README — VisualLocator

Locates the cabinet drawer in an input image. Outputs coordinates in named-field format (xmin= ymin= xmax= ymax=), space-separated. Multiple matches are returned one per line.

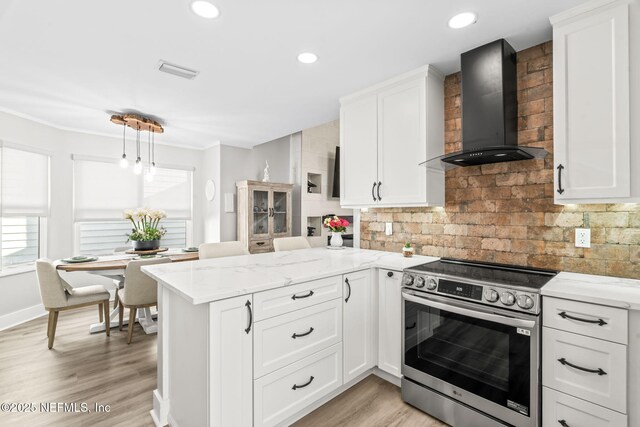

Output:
xmin=543 ymin=387 xmax=627 ymax=427
xmin=253 ymin=275 xmax=342 ymax=321
xmin=254 ymin=299 xmax=342 ymax=378
xmin=250 ymin=239 xmax=272 ymax=254
xmin=254 ymin=343 xmax=343 ymax=427
xmin=542 ymin=327 xmax=627 ymax=413
xmin=543 ymin=297 xmax=628 ymax=344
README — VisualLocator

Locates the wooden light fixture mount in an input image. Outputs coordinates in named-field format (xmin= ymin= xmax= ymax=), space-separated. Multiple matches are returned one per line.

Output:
xmin=110 ymin=113 xmax=164 ymax=134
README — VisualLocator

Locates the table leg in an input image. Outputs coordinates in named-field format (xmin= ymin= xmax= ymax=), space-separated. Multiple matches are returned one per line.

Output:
xmin=89 ymin=305 xmax=158 ymax=334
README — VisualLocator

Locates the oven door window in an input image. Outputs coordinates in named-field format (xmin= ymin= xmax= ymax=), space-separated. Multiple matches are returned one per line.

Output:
xmin=404 ymin=298 xmax=531 ymax=415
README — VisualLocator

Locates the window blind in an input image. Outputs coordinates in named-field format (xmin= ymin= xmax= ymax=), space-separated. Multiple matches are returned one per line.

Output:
xmin=1 ymin=144 xmax=50 ymax=217
xmin=143 ymin=167 xmax=192 ymax=220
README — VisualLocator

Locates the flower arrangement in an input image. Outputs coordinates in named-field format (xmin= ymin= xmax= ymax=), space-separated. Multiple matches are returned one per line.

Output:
xmin=323 ymin=215 xmax=350 ymax=233
xmin=124 ymin=208 xmax=167 ymax=242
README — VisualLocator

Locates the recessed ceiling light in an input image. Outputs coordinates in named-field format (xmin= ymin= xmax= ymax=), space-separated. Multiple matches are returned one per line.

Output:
xmin=297 ymin=52 xmax=318 ymax=64
xmin=448 ymin=12 xmax=477 ymax=29
xmin=191 ymin=1 xmax=220 ymax=19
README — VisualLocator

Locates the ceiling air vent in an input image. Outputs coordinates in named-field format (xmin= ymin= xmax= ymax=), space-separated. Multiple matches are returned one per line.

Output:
xmin=157 ymin=60 xmax=199 ymax=80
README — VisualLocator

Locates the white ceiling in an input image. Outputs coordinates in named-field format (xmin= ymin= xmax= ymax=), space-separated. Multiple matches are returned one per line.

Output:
xmin=0 ymin=0 xmax=588 ymax=149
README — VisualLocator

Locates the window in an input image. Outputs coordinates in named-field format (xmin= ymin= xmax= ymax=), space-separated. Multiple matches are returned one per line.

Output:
xmin=77 ymin=220 xmax=187 ymax=256
xmin=0 ymin=142 xmax=50 ymax=272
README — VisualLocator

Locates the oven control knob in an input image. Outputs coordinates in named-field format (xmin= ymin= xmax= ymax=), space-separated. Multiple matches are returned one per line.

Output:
xmin=517 ymin=294 xmax=534 ymax=310
xmin=415 ymin=277 xmax=425 ymax=288
xmin=500 ymin=291 xmax=516 ymax=306
xmin=484 ymin=289 xmax=499 ymax=303
xmin=426 ymin=278 xmax=438 ymax=290
xmin=402 ymin=274 xmax=414 ymax=286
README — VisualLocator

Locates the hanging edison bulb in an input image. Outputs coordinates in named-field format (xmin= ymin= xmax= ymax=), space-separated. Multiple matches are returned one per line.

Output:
xmin=120 ymin=123 xmax=129 ymax=168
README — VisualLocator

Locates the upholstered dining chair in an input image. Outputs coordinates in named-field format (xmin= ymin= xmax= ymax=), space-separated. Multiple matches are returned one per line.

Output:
xmin=118 ymin=257 xmax=171 ymax=344
xmin=36 ymin=259 xmax=111 ymax=349
xmin=273 ymin=236 xmax=311 ymax=251
xmin=198 ymin=241 xmax=249 ymax=259
xmin=110 ymin=246 xmax=131 ymax=309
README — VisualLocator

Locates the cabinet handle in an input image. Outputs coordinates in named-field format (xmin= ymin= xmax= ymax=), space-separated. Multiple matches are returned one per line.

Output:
xmin=387 ymin=271 xmax=394 ymax=277
xmin=291 ymin=327 xmax=314 ymax=339
xmin=345 ymin=278 xmax=352 ymax=303
xmin=557 ymin=357 xmax=607 ymax=376
xmin=405 ymin=322 xmax=417 ymax=330
xmin=292 ymin=376 xmax=314 ymax=390
xmin=371 ymin=182 xmax=377 ymax=202
xmin=291 ymin=290 xmax=314 ymax=300
xmin=377 ymin=181 xmax=382 ymax=201
xmin=558 ymin=311 xmax=607 ymax=326
xmin=558 ymin=420 xmax=570 ymax=427
xmin=256 ymin=241 xmax=266 ymax=246
xmin=556 ymin=164 xmax=565 ymax=194
xmin=244 ymin=300 xmax=253 ymax=334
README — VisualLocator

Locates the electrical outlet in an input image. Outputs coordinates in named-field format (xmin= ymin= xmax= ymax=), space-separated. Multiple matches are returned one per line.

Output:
xmin=575 ymin=228 xmax=591 ymax=248
xmin=385 ymin=222 xmax=393 ymax=236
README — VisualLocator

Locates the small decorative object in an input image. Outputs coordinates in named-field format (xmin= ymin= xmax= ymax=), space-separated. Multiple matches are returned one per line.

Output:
xmin=324 ymin=215 xmax=350 ymax=247
xmin=402 ymin=242 xmax=415 ymax=258
xmin=124 ymin=207 xmax=167 ymax=251
xmin=307 ymin=180 xmax=317 ymax=193
xmin=262 ymin=161 xmax=270 ymax=182
xmin=205 ymin=179 xmax=216 ymax=201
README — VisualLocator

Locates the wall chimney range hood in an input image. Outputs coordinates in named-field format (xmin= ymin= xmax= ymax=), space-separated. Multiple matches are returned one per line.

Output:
xmin=423 ymin=39 xmax=547 ymax=170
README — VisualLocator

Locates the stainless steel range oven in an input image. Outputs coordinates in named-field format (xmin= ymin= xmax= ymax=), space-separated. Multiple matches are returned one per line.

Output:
xmin=401 ymin=259 xmax=557 ymax=427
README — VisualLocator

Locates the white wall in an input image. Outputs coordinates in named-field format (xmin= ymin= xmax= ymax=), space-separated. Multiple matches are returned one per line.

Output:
xmin=0 ymin=111 xmax=204 ymax=328
xmin=202 ymin=144 xmax=221 ymax=243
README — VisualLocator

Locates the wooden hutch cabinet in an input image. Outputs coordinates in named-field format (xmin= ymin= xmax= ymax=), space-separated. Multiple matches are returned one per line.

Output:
xmin=236 ymin=180 xmax=293 ymax=254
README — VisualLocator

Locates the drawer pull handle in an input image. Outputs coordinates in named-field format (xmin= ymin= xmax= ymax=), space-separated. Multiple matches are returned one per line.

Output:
xmin=557 ymin=358 xmax=607 ymax=376
xmin=387 ymin=271 xmax=394 ymax=277
xmin=558 ymin=420 xmax=570 ymax=427
xmin=558 ymin=311 xmax=607 ymax=326
xmin=405 ymin=322 xmax=416 ymax=331
xmin=345 ymin=278 xmax=352 ymax=303
xmin=292 ymin=376 xmax=314 ymax=390
xmin=291 ymin=290 xmax=314 ymax=300
xmin=245 ymin=300 xmax=253 ymax=334
xmin=377 ymin=181 xmax=382 ymax=201
xmin=557 ymin=164 xmax=565 ymax=194
xmin=372 ymin=182 xmax=377 ymax=202
xmin=256 ymin=241 xmax=266 ymax=246
xmin=291 ymin=327 xmax=314 ymax=339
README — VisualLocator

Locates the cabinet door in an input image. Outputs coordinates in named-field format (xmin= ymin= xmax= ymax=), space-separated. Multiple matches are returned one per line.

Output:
xmin=340 ymin=96 xmax=378 ymax=207
xmin=343 ymin=270 xmax=374 ymax=383
xmin=377 ymin=78 xmax=427 ymax=205
xmin=271 ymin=188 xmax=291 ymax=238
xmin=250 ymin=186 xmax=271 ymax=238
xmin=553 ymin=2 xmax=630 ymax=201
xmin=377 ymin=269 xmax=402 ymax=378
xmin=210 ymin=295 xmax=253 ymax=427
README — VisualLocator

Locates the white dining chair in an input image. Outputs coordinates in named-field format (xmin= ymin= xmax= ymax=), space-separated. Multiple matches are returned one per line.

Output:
xmin=273 ymin=236 xmax=311 ymax=251
xmin=198 ymin=241 xmax=249 ymax=259
xmin=118 ymin=257 xmax=171 ymax=344
xmin=110 ymin=246 xmax=131 ymax=309
xmin=36 ymin=259 xmax=111 ymax=349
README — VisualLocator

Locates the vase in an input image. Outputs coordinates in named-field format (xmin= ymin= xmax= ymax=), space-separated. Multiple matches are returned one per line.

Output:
xmin=132 ymin=239 xmax=160 ymax=251
xmin=330 ymin=232 xmax=343 ymax=247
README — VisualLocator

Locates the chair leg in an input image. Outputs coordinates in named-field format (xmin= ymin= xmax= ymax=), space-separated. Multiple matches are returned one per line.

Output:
xmin=118 ymin=301 xmax=124 ymax=331
xmin=114 ymin=289 xmax=119 ymax=310
xmin=99 ymin=303 xmax=104 ymax=323
xmin=127 ymin=307 xmax=137 ymax=345
xmin=47 ymin=310 xmax=53 ymax=338
xmin=48 ymin=311 xmax=59 ymax=349
xmin=103 ymin=300 xmax=110 ymax=337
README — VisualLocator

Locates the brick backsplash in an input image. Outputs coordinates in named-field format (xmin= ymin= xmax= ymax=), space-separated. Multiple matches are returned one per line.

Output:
xmin=360 ymin=41 xmax=640 ymax=279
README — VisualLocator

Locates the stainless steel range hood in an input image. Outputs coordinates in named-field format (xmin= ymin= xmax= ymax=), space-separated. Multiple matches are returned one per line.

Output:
xmin=423 ymin=39 xmax=547 ymax=171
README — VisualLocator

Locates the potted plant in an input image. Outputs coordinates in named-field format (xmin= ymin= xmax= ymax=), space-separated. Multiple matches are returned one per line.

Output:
xmin=124 ymin=208 xmax=167 ymax=251
xmin=323 ymin=215 xmax=350 ymax=247
xmin=402 ymin=242 xmax=414 ymax=257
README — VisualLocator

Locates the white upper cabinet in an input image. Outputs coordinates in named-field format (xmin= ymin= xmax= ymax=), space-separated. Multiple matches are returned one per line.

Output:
xmin=551 ymin=0 xmax=639 ymax=203
xmin=340 ymin=65 xmax=445 ymax=208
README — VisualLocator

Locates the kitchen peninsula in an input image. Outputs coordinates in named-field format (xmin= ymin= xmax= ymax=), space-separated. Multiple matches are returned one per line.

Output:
xmin=142 ymin=248 xmax=435 ymax=427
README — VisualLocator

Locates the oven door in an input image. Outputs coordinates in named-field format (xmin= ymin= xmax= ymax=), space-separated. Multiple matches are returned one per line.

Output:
xmin=402 ymin=289 xmax=540 ymax=427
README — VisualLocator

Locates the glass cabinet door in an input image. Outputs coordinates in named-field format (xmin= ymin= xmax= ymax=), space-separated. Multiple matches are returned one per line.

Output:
xmin=252 ymin=189 xmax=270 ymax=237
xmin=272 ymin=190 xmax=289 ymax=236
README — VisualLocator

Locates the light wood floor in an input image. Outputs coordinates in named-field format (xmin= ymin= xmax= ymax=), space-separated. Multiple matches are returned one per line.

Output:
xmin=0 ymin=307 xmax=448 ymax=427
xmin=294 ymin=375 xmax=449 ymax=427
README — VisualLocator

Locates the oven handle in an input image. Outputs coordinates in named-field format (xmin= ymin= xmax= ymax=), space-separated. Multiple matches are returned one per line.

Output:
xmin=402 ymin=292 xmax=536 ymax=330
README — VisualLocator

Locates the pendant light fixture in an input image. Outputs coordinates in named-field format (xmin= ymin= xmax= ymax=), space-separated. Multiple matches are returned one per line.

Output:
xmin=134 ymin=125 xmax=143 ymax=175
xmin=119 ymin=122 xmax=129 ymax=168
xmin=150 ymin=130 xmax=156 ymax=175
xmin=145 ymin=130 xmax=153 ymax=182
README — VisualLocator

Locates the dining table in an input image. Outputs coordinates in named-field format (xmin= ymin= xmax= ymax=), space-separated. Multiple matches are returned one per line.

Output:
xmin=56 ymin=251 xmax=199 ymax=334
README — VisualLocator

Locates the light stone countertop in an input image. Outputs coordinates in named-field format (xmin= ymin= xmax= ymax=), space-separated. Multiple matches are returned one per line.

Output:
xmin=542 ymin=271 xmax=640 ymax=310
xmin=142 ymin=247 xmax=436 ymax=305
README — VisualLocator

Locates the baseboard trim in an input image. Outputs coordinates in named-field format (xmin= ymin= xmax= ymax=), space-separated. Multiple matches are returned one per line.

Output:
xmin=150 ymin=389 xmax=169 ymax=427
xmin=372 ymin=367 xmax=402 ymax=387
xmin=0 ymin=304 xmax=46 ymax=332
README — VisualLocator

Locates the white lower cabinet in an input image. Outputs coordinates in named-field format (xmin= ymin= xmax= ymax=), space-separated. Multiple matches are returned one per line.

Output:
xmin=343 ymin=269 xmax=376 ymax=383
xmin=543 ymin=387 xmax=627 ymax=427
xmin=254 ymin=343 xmax=343 ymax=427
xmin=210 ymin=295 xmax=254 ymax=427
xmin=377 ymin=269 xmax=402 ymax=378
